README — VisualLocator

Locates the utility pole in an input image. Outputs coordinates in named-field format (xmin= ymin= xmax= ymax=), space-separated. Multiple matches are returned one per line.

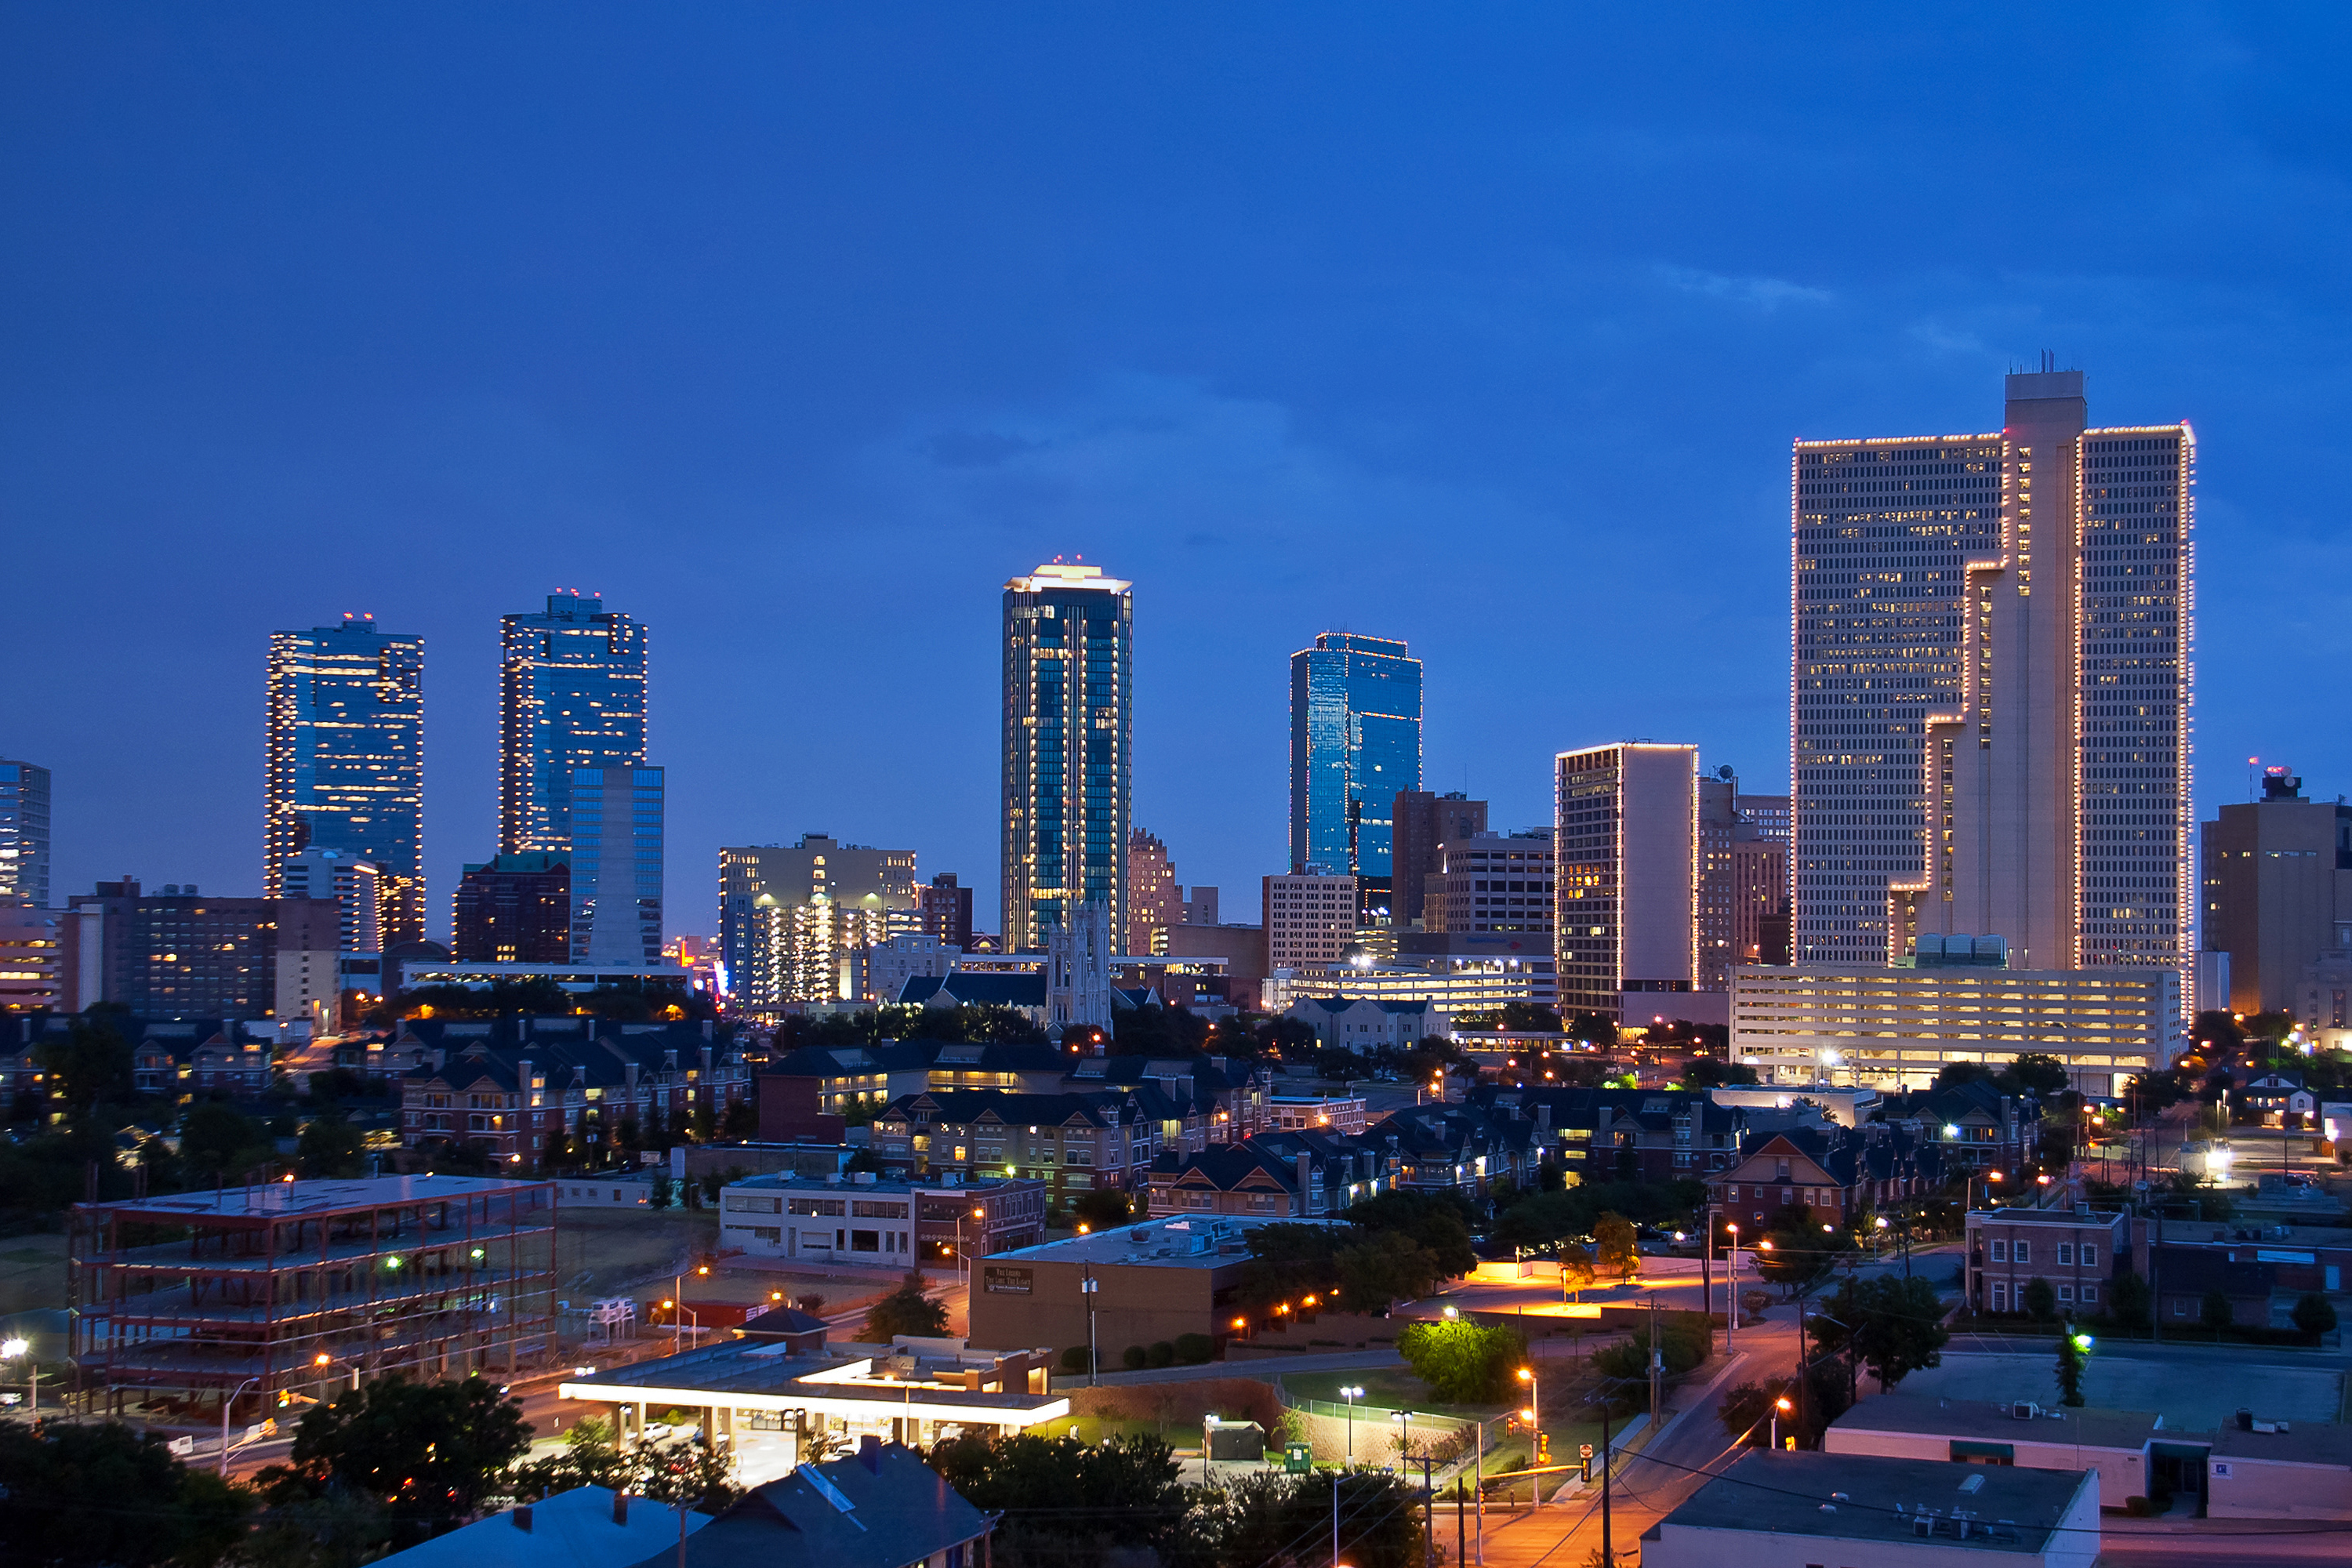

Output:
xmin=1455 ymin=1478 xmax=1466 ymax=1568
xmin=1080 ymin=1268 xmax=1099 ymax=1385
xmin=1599 ymin=1392 xmax=1613 ymax=1567
xmin=1330 ymin=1470 xmax=1340 ymax=1568
xmin=1418 ymin=1456 xmax=1436 ymax=1568
xmin=1647 ymin=1293 xmax=1661 ymax=1429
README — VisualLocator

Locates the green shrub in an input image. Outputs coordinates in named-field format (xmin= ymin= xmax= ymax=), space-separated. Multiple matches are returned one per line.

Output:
xmin=1061 ymin=1346 xmax=1092 ymax=1374
xmin=1122 ymin=1345 xmax=1149 ymax=1370
xmin=2124 ymin=1496 xmax=2151 ymax=1517
xmin=1174 ymin=1333 xmax=1215 ymax=1364
xmin=1147 ymin=1341 xmax=1176 ymax=1368
xmin=2291 ymin=1292 xmax=2338 ymax=1336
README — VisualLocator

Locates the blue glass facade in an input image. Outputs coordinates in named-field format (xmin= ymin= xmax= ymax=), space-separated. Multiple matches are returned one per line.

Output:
xmin=499 ymin=591 xmax=648 ymax=858
xmin=0 ymin=757 xmax=52 ymax=909
xmin=1290 ymin=633 xmax=1422 ymax=915
xmin=570 ymin=766 xmax=665 ymax=964
xmin=265 ymin=618 xmax=426 ymax=945
xmin=1003 ymin=563 xmax=1132 ymax=953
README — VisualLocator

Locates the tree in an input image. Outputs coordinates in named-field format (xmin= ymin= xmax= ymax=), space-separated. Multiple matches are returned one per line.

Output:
xmin=1189 ymin=1468 xmax=1425 ymax=1568
xmin=1593 ymin=1311 xmax=1711 ymax=1382
xmin=2020 ymin=1276 xmax=2057 ymax=1322
xmin=510 ymin=1418 xmax=741 ymax=1513
xmin=1559 ymin=1243 xmax=1595 ymax=1301
xmin=2003 ymin=1053 xmax=2071 ymax=1098
xmin=648 ymin=1173 xmax=674 ymax=1210
xmin=1395 ymin=1318 xmax=1524 ymax=1403
xmin=864 ymin=1270 xmax=948 ymax=1339
xmin=2108 ymin=1267 xmax=2153 ymax=1330
xmin=1498 ymin=1002 xmax=1565 ymax=1033
xmin=2292 ymin=1291 xmax=2339 ymax=1337
xmin=1341 ymin=1189 xmax=1479 ymax=1277
xmin=267 ymin=1374 xmax=531 ymax=1545
xmin=1682 ymin=1055 xmax=1759 ymax=1089
xmin=2054 ymin=1321 xmax=2090 ymax=1407
xmin=1754 ymin=1217 xmax=1850 ymax=1297
xmin=1069 ymin=1186 xmax=1133 ymax=1230
xmin=927 ymin=1432 xmax=1183 ymax=1565
xmin=1933 ymin=1060 xmax=1998 ymax=1092
xmin=2200 ymin=1289 xmax=2236 ymax=1334
xmin=0 ymin=1420 xmax=251 ymax=1567
xmin=1593 ymin=1211 xmax=1639 ymax=1278
xmin=181 ymin=1100 xmax=273 ymax=1184
xmin=38 ymin=1008 xmax=137 ymax=1120
xmin=296 ymin=1112 xmax=367 ymax=1179
xmin=1335 ymin=1229 xmax=1443 ymax=1311
xmin=718 ymin=1099 xmax=757 ymax=1140
xmin=1810 ymin=1275 xmax=1950 ymax=1392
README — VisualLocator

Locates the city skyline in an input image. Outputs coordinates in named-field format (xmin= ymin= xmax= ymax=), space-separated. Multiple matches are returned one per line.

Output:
xmin=5 ymin=9 xmax=2345 ymax=942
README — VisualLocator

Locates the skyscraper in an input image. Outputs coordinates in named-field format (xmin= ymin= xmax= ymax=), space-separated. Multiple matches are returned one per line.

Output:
xmin=1392 ymin=790 xmax=1488 ymax=930
xmin=1002 ymin=561 xmax=1132 ymax=953
xmin=1290 ymin=633 xmax=1423 ymax=919
xmin=1127 ymin=829 xmax=1178 ymax=955
xmin=1555 ymin=742 xmax=1698 ymax=1021
xmin=569 ymin=765 xmax=664 ymax=964
xmin=0 ymin=757 xmax=52 ymax=908
xmin=1799 ymin=367 xmax=2195 ymax=1007
xmin=499 ymin=590 xmax=648 ymax=858
xmin=452 ymin=852 xmax=572 ymax=964
xmin=2198 ymin=768 xmax=2350 ymax=1016
xmin=718 ymin=836 xmax=919 ymax=994
xmin=264 ymin=617 xmax=426 ymax=946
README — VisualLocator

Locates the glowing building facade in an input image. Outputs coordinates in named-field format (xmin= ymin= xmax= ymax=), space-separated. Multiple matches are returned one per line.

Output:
xmin=718 ymin=837 xmax=918 ymax=999
xmin=499 ymin=590 xmax=648 ymax=858
xmin=1797 ymin=367 xmax=2194 ymax=1011
xmin=264 ymin=618 xmax=426 ymax=946
xmin=569 ymin=766 xmax=664 ymax=965
xmin=1554 ymin=742 xmax=1699 ymax=1021
xmin=1290 ymin=633 xmax=1423 ymax=919
xmin=0 ymin=758 xmax=52 ymax=908
xmin=1002 ymin=562 xmax=1131 ymax=953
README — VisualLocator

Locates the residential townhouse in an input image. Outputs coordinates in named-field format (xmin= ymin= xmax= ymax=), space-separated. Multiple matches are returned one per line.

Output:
xmin=1362 ymin=1102 xmax=1540 ymax=1198
xmin=1062 ymin=1052 xmax=1271 ymax=1151
xmin=396 ymin=1018 xmax=753 ymax=1163
xmin=1964 ymin=1205 xmax=2132 ymax=1319
xmin=1470 ymin=1085 xmax=1759 ymax=1187
xmin=757 ymin=1038 xmax=1071 ymax=1121
xmin=1 ymin=1014 xmax=280 ymax=1102
xmin=1874 ymin=1080 xmax=2042 ymax=1171
xmin=1705 ymin=1124 xmax=1944 ymax=1229
xmin=866 ymin=1088 xmax=1161 ymax=1197
xmin=1283 ymin=995 xmax=1451 ymax=1049
xmin=1145 ymin=1127 xmax=1396 ymax=1219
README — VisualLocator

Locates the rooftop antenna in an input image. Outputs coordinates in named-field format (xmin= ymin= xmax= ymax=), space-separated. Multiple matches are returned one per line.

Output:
xmin=2249 ymin=756 xmax=2259 ymax=802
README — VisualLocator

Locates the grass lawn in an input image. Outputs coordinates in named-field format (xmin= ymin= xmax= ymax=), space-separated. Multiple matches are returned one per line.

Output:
xmin=1282 ymin=1363 xmax=1623 ymax=1490
xmin=0 ymin=1236 xmax=66 ymax=1316
xmin=1029 ymin=1414 xmax=1174 ymax=1446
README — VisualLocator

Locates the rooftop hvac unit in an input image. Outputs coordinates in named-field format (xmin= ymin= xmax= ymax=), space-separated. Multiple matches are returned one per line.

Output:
xmin=2010 ymin=1402 xmax=2039 ymax=1420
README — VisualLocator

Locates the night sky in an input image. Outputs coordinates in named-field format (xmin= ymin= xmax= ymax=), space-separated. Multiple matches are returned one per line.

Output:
xmin=5 ymin=5 xmax=2347 ymax=939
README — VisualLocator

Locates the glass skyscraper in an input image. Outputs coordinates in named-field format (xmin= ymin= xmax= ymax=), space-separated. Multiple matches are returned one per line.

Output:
xmin=1290 ymin=633 xmax=1422 ymax=917
xmin=499 ymin=590 xmax=648 ymax=858
xmin=264 ymin=618 xmax=426 ymax=946
xmin=570 ymin=765 xmax=665 ymax=964
xmin=0 ymin=757 xmax=52 ymax=908
xmin=1003 ymin=561 xmax=1132 ymax=953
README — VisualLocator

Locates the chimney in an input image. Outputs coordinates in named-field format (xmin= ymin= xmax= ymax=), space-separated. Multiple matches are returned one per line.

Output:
xmin=612 ymin=1491 xmax=630 ymax=1525
xmin=858 ymin=1433 xmax=884 ymax=1472
xmin=1294 ymin=1153 xmax=1315 ymax=1214
xmin=513 ymin=1504 xmax=534 ymax=1533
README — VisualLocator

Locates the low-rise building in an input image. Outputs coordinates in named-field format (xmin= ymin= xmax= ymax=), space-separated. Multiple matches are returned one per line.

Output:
xmin=716 ymin=1171 xmax=1045 ymax=1266
xmin=1965 ymin=1205 xmax=2132 ymax=1319
xmin=1707 ymin=1124 xmax=1944 ymax=1229
xmin=966 ymin=1215 xmax=1342 ymax=1356
xmin=866 ymin=1088 xmax=1160 ymax=1196
xmin=1642 ymin=1449 xmax=2100 ymax=1566
xmin=1144 ymin=1129 xmax=1394 ymax=1219
xmin=670 ymin=1439 xmax=993 ymax=1568
xmin=1283 ymin=994 xmax=1450 ymax=1049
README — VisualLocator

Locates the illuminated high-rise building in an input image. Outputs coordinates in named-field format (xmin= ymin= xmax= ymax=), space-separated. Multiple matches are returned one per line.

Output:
xmin=1795 ymin=365 xmax=2194 ymax=1007
xmin=1002 ymin=561 xmax=1132 ymax=953
xmin=1555 ymin=742 xmax=1698 ymax=1021
xmin=499 ymin=590 xmax=648 ymax=858
xmin=0 ymin=757 xmax=51 ymax=908
xmin=264 ymin=617 xmax=426 ymax=946
xmin=569 ymin=765 xmax=664 ymax=964
xmin=1290 ymin=633 xmax=1422 ymax=920
xmin=1127 ymin=829 xmax=1178 ymax=955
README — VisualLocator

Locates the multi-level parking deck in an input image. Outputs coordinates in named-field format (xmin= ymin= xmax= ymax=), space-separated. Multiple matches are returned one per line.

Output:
xmin=69 ymin=1173 xmax=556 ymax=1420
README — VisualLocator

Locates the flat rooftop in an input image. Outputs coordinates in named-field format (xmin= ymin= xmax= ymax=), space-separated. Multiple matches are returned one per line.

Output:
xmin=74 ymin=1173 xmax=552 ymax=1221
xmin=984 ymin=1216 xmax=1340 ymax=1269
xmin=1835 ymin=1392 xmax=2352 ymax=1465
xmin=561 ymin=1339 xmax=1065 ymax=1425
xmin=725 ymin=1173 xmax=1027 ymax=1196
xmin=1659 ymin=1449 xmax=2090 ymax=1554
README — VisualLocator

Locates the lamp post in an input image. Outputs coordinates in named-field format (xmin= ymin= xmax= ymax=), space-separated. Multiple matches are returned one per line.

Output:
xmin=1080 ymin=1270 xmax=1099 ymax=1386
xmin=1515 ymin=1366 xmax=1541 ymax=1504
xmin=1771 ymin=1395 xmax=1791 ymax=1450
xmin=1339 ymin=1385 xmax=1364 ymax=1463
xmin=1392 ymin=1409 xmax=1415 ymax=1470
xmin=219 ymin=1375 xmax=263 ymax=1479
xmin=1723 ymin=1224 xmax=1740 ymax=1350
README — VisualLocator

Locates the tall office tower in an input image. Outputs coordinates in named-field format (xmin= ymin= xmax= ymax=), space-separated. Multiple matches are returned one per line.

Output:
xmin=1736 ymin=794 xmax=1791 ymax=846
xmin=1392 ymin=790 xmax=1488 ymax=930
xmin=1179 ymin=885 xmax=1220 ymax=925
xmin=452 ymin=852 xmax=572 ymax=964
xmin=279 ymin=848 xmax=384 ymax=954
xmin=264 ymin=617 xmax=426 ymax=946
xmin=499 ymin=590 xmax=648 ymax=858
xmin=2200 ymin=768 xmax=2352 ymax=1016
xmin=569 ymin=766 xmax=664 ymax=964
xmin=1290 ymin=633 xmax=1423 ymax=920
xmin=1127 ymin=829 xmax=1179 ymax=955
xmin=919 ymin=873 xmax=975 ymax=952
xmin=0 ymin=758 xmax=52 ymax=908
xmin=718 ymin=836 xmax=919 ymax=994
xmin=1697 ymin=772 xmax=1740 ymax=990
xmin=1814 ymin=368 xmax=2198 ymax=1007
xmin=1262 ymin=872 xmax=1359 ymax=970
xmin=66 ymin=878 xmax=339 ymax=1021
xmin=1003 ymin=561 xmax=1132 ymax=953
xmin=1555 ymin=743 xmax=1699 ymax=1021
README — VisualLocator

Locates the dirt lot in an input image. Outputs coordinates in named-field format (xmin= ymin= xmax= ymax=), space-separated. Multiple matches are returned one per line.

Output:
xmin=554 ymin=1206 xmax=884 ymax=1319
xmin=0 ymin=1235 xmax=66 ymax=1316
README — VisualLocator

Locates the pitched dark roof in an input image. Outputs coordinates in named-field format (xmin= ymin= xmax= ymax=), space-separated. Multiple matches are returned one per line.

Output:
xmin=641 ymin=1440 xmax=986 ymax=1568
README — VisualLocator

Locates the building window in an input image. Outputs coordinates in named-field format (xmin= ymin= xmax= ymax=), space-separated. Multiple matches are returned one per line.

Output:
xmin=2057 ymin=1284 xmax=2074 ymax=1303
xmin=1989 ymin=1240 xmax=2007 ymax=1262
xmin=2014 ymin=1241 xmax=2030 ymax=1265
xmin=2082 ymin=1244 xmax=2097 ymax=1268
xmin=1991 ymin=1283 xmax=2007 ymax=1312
xmin=2057 ymin=1243 xmax=2074 ymax=1265
xmin=850 ymin=1229 xmax=880 ymax=1253
xmin=2081 ymin=1284 xmax=2098 ymax=1304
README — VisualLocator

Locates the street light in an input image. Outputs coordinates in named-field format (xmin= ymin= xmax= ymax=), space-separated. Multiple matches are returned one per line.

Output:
xmin=1516 ymin=1367 xmax=1541 ymax=1503
xmin=1722 ymin=1223 xmax=1740 ymax=1350
xmin=1339 ymin=1385 xmax=1364 ymax=1461
xmin=220 ymin=1375 xmax=263 ymax=1479
xmin=1391 ymin=1408 xmax=1416 ymax=1468
xmin=1771 ymin=1396 xmax=1791 ymax=1450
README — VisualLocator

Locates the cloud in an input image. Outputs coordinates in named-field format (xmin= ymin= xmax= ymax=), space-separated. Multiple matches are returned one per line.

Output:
xmin=1656 ymin=264 xmax=1834 ymax=310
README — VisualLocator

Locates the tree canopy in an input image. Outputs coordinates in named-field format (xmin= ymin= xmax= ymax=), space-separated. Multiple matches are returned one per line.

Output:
xmin=1807 ymin=1276 xmax=1949 ymax=1392
xmin=1395 ymin=1317 xmax=1525 ymax=1403
xmin=264 ymin=1374 xmax=531 ymax=1545
xmin=927 ymin=1432 xmax=1183 ymax=1566
xmin=0 ymin=1421 xmax=251 ymax=1568
xmin=864 ymin=1270 xmax=949 ymax=1339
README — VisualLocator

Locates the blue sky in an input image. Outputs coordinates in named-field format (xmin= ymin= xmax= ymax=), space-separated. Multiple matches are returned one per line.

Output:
xmin=4 ymin=5 xmax=2347 ymax=938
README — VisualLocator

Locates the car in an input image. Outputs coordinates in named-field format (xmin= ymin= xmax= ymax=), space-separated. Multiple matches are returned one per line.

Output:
xmin=640 ymin=1421 xmax=674 ymax=1441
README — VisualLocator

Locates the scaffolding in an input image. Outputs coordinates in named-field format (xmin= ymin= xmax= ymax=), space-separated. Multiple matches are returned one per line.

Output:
xmin=68 ymin=1173 xmax=558 ymax=1422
